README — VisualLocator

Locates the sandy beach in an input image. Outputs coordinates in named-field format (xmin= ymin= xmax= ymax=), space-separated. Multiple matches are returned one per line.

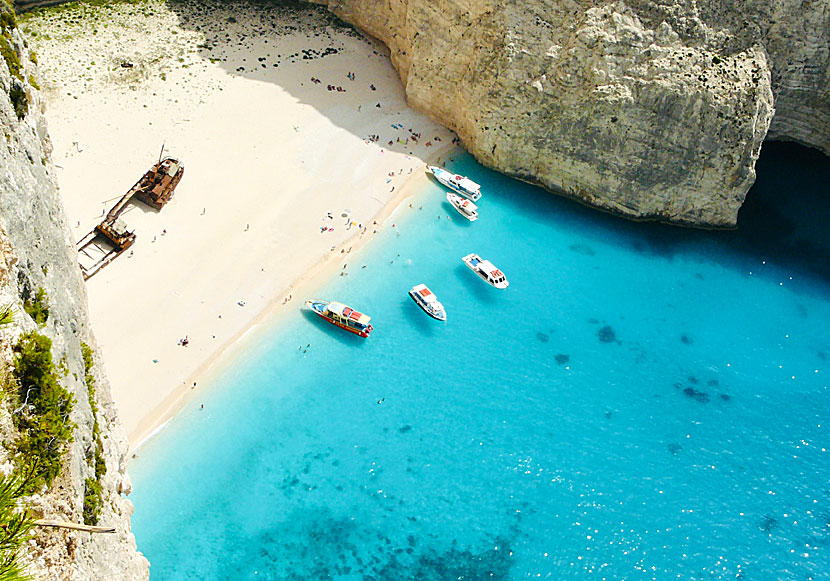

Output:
xmin=22 ymin=0 xmax=457 ymax=448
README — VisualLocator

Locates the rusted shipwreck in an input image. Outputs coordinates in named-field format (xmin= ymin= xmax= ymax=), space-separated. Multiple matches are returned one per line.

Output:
xmin=77 ymin=157 xmax=184 ymax=280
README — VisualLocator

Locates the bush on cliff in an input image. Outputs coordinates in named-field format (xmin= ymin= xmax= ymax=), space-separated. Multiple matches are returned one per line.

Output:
xmin=0 ymin=470 xmax=35 ymax=581
xmin=80 ymin=343 xmax=105 ymax=525
xmin=10 ymin=331 xmax=75 ymax=491
xmin=22 ymin=288 xmax=47 ymax=326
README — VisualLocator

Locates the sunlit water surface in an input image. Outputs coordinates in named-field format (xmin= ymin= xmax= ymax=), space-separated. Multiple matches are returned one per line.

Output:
xmin=131 ymin=142 xmax=830 ymax=579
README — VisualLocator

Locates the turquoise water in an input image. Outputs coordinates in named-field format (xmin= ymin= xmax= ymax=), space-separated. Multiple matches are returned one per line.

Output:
xmin=130 ymin=142 xmax=830 ymax=580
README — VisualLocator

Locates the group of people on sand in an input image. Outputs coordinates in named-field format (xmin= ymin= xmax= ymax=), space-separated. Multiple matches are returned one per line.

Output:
xmin=308 ymin=76 xmax=347 ymax=92
xmin=178 ymin=336 xmax=189 ymax=347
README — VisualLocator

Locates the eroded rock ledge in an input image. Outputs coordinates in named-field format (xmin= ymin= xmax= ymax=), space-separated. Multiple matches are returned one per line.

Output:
xmin=312 ymin=0 xmax=829 ymax=227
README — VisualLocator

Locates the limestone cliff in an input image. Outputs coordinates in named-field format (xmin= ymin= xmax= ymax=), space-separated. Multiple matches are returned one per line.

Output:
xmin=0 ymin=9 xmax=149 ymax=580
xmin=312 ymin=0 xmax=829 ymax=227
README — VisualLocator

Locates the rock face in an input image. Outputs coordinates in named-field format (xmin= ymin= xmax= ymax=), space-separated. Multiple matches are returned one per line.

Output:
xmin=0 ymin=16 xmax=149 ymax=581
xmin=311 ymin=0 xmax=829 ymax=227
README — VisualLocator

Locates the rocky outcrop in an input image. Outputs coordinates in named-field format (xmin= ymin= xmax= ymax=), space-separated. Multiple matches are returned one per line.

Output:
xmin=312 ymin=0 xmax=829 ymax=227
xmin=0 ymin=12 xmax=148 ymax=580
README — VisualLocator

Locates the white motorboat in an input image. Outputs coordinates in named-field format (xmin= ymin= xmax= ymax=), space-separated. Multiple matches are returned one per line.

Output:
xmin=461 ymin=253 xmax=509 ymax=289
xmin=427 ymin=165 xmax=482 ymax=201
xmin=447 ymin=192 xmax=478 ymax=222
xmin=409 ymin=284 xmax=446 ymax=321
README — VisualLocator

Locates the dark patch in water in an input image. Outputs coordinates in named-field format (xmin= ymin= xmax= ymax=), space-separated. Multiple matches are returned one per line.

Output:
xmin=605 ymin=411 xmax=613 ymax=419
xmin=680 ymin=334 xmax=693 ymax=345
xmin=818 ymin=351 xmax=828 ymax=361
xmin=667 ymin=443 xmax=682 ymax=456
xmin=569 ymin=243 xmax=596 ymax=256
xmin=398 ymin=425 xmax=412 ymax=434
xmin=374 ymin=536 xmax=515 ymax=579
xmin=759 ymin=515 xmax=778 ymax=534
xmin=587 ymin=317 xmax=599 ymax=324
xmin=536 ymin=332 xmax=549 ymax=343
xmin=555 ymin=354 xmax=570 ymax=365
xmin=673 ymin=382 xmax=683 ymax=390
xmin=688 ymin=376 xmax=699 ymax=384
xmin=683 ymin=387 xmax=710 ymax=403
xmin=597 ymin=325 xmax=618 ymax=343
xmin=720 ymin=393 xmax=731 ymax=401
xmin=707 ymin=379 xmax=719 ymax=387
xmin=694 ymin=272 xmax=704 ymax=280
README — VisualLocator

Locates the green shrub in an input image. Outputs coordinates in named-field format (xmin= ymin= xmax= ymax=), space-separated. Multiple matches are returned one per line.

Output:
xmin=80 ymin=342 xmax=106 ymax=525
xmin=82 ymin=477 xmax=102 ymax=525
xmin=22 ymin=288 xmax=47 ymax=326
xmin=10 ymin=331 xmax=75 ymax=491
xmin=0 ymin=2 xmax=15 ymax=35
xmin=0 ymin=303 xmax=13 ymax=327
xmin=0 ymin=36 xmax=22 ymax=81
xmin=0 ymin=470 xmax=35 ymax=581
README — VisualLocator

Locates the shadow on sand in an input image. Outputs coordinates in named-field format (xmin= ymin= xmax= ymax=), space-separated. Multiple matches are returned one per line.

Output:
xmin=167 ymin=1 xmax=830 ymax=286
xmin=165 ymin=0 xmax=447 ymax=158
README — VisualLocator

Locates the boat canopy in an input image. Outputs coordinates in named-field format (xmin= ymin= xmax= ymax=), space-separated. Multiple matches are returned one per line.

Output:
xmin=460 ymin=200 xmax=478 ymax=212
xmin=478 ymin=260 xmax=500 ymax=275
xmin=328 ymin=301 xmax=371 ymax=326
xmin=455 ymin=176 xmax=480 ymax=193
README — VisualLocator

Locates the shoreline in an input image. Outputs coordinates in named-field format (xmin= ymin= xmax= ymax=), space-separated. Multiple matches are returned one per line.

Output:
xmin=23 ymin=0 xmax=462 ymax=449
xmin=128 ymin=146 xmax=455 ymax=451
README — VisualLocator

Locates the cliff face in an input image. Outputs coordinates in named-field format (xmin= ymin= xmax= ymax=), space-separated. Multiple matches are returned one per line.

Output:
xmin=312 ymin=0 xmax=829 ymax=227
xmin=0 ymin=14 xmax=149 ymax=580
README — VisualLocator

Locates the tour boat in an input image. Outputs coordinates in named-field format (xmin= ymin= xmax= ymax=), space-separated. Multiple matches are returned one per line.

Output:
xmin=461 ymin=253 xmax=509 ymax=289
xmin=408 ymin=284 xmax=447 ymax=321
xmin=304 ymin=299 xmax=373 ymax=337
xmin=446 ymin=192 xmax=478 ymax=222
xmin=427 ymin=165 xmax=482 ymax=201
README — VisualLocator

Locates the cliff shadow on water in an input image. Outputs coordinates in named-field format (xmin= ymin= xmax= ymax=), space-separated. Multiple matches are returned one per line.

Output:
xmin=466 ymin=138 xmax=830 ymax=288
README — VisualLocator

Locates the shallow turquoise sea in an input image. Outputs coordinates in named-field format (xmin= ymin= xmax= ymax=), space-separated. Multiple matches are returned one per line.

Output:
xmin=130 ymin=142 xmax=830 ymax=580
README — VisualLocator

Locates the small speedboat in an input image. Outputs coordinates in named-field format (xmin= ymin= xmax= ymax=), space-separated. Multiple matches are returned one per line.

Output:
xmin=447 ymin=192 xmax=478 ymax=222
xmin=427 ymin=165 xmax=482 ymax=201
xmin=409 ymin=284 xmax=447 ymax=321
xmin=304 ymin=299 xmax=373 ymax=337
xmin=461 ymin=253 xmax=508 ymax=289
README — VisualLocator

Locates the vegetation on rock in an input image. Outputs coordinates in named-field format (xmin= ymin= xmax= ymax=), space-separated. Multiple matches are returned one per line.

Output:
xmin=9 ymin=331 xmax=75 ymax=491
xmin=22 ymin=289 xmax=47 ymax=327
xmin=80 ymin=343 xmax=105 ymax=525
xmin=0 ymin=471 xmax=36 ymax=581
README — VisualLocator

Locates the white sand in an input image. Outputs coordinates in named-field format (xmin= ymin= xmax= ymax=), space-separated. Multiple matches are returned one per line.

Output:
xmin=22 ymin=0 xmax=457 ymax=448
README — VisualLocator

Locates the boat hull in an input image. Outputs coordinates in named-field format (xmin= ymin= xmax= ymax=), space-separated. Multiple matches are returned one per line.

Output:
xmin=461 ymin=254 xmax=509 ymax=289
xmin=446 ymin=193 xmax=478 ymax=222
xmin=408 ymin=291 xmax=447 ymax=321
xmin=305 ymin=299 xmax=373 ymax=337
xmin=428 ymin=166 xmax=482 ymax=202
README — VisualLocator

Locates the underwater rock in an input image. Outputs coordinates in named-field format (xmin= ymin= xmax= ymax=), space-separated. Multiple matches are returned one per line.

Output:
xmin=683 ymin=387 xmax=710 ymax=403
xmin=597 ymin=325 xmax=618 ymax=343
